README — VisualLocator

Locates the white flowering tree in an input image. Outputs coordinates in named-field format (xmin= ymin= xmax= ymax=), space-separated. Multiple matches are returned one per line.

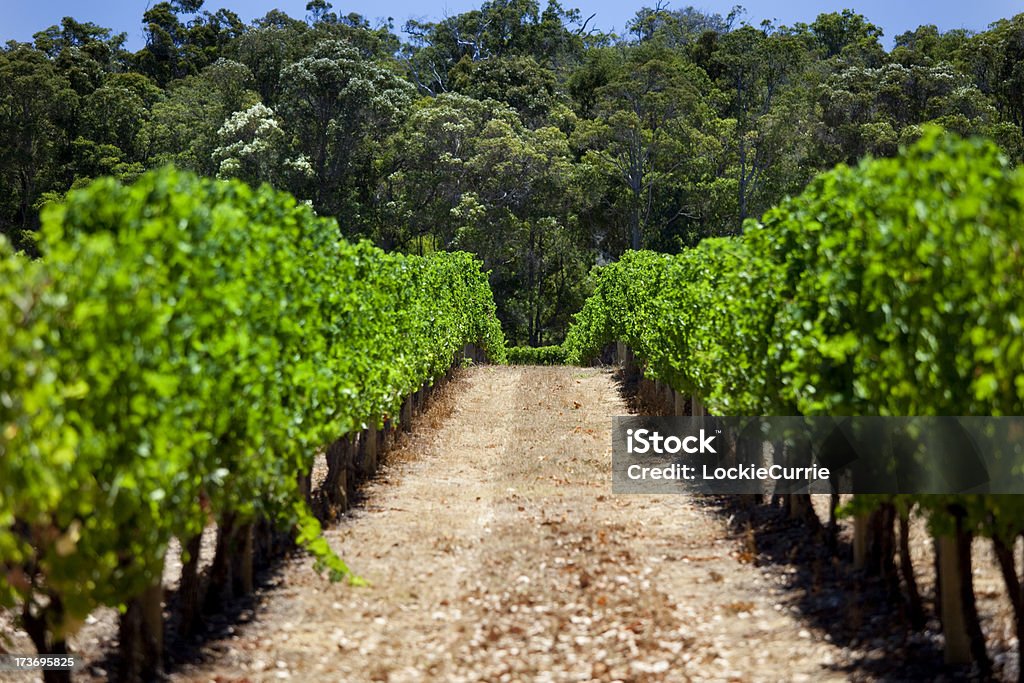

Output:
xmin=212 ymin=102 xmax=313 ymax=190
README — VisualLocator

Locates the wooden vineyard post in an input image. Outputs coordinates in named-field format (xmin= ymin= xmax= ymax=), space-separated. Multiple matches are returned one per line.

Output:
xmin=231 ymin=522 xmax=255 ymax=596
xmin=206 ymin=513 xmax=239 ymax=611
xmin=325 ymin=436 xmax=352 ymax=511
xmin=381 ymin=420 xmax=393 ymax=455
xmin=414 ymin=387 xmax=425 ymax=416
xmin=936 ymin=513 xmax=990 ymax=671
xmin=853 ymin=513 xmax=870 ymax=570
xmin=937 ymin=533 xmax=971 ymax=664
xmin=358 ymin=426 xmax=378 ymax=478
xmin=691 ymin=395 xmax=704 ymax=417
xmin=622 ymin=346 xmax=638 ymax=380
xmin=402 ymin=395 xmax=413 ymax=432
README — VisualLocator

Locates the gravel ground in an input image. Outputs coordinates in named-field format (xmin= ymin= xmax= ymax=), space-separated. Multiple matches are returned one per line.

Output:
xmin=166 ymin=366 xmax=855 ymax=682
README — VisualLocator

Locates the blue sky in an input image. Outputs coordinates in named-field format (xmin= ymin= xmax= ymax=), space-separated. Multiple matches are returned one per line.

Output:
xmin=4 ymin=1 xmax=1021 ymax=50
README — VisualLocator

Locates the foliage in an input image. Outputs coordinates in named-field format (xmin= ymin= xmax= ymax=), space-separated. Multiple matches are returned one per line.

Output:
xmin=0 ymin=167 xmax=505 ymax=640
xmin=564 ymin=129 xmax=1024 ymax=537
xmin=5 ymin=4 xmax=1024 ymax=345
xmin=506 ymin=345 xmax=566 ymax=365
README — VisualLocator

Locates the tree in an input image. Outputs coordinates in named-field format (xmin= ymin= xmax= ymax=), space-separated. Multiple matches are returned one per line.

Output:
xmin=808 ymin=10 xmax=885 ymax=66
xmin=378 ymin=93 xmax=516 ymax=249
xmin=710 ymin=24 xmax=813 ymax=222
xmin=454 ymin=119 xmax=584 ymax=344
xmin=960 ymin=14 xmax=1024 ymax=137
xmin=0 ymin=46 xmax=76 ymax=248
xmin=891 ymin=25 xmax=970 ymax=66
xmin=136 ymin=1 xmax=190 ymax=86
xmin=136 ymin=1 xmax=245 ymax=86
xmin=574 ymin=44 xmax=706 ymax=251
xmin=451 ymin=54 xmax=560 ymax=126
xmin=140 ymin=59 xmax=259 ymax=176
xmin=212 ymin=102 xmax=312 ymax=189
xmin=32 ymin=18 xmax=129 ymax=95
xmin=380 ymin=93 xmax=588 ymax=343
xmin=402 ymin=0 xmax=586 ymax=95
xmin=626 ymin=4 xmax=734 ymax=46
xmin=813 ymin=63 xmax=1001 ymax=166
xmin=278 ymin=39 xmax=415 ymax=231
xmin=228 ymin=14 xmax=310 ymax=106
xmin=74 ymin=73 xmax=162 ymax=182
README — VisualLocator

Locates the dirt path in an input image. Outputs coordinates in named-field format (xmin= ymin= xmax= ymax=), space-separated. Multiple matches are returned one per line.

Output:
xmin=171 ymin=365 xmax=848 ymax=682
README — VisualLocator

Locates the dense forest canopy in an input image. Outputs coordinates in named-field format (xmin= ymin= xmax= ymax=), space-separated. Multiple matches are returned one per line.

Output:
xmin=3 ymin=0 xmax=1023 ymax=345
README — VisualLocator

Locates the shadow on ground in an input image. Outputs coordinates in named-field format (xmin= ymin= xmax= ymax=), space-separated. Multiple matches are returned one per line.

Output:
xmin=611 ymin=364 xmax=988 ymax=682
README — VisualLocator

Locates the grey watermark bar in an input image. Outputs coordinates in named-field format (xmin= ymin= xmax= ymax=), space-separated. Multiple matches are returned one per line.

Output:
xmin=0 ymin=655 xmax=81 ymax=671
xmin=612 ymin=416 xmax=1024 ymax=495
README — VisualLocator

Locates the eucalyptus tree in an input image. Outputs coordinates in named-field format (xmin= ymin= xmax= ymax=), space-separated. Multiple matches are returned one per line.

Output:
xmin=960 ymin=14 xmax=1024 ymax=140
xmin=212 ymin=102 xmax=313 ymax=190
xmin=0 ymin=46 xmax=76 ymax=247
xmin=709 ymin=24 xmax=813 ymax=222
xmin=451 ymin=54 xmax=561 ymax=126
xmin=278 ymin=39 xmax=415 ymax=233
xmin=573 ymin=43 xmax=709 ymax=251
xmin=140 ymin=59 xmax=259 ymax=177
xmin=65 ymin=73 xmax=163 ymax=184
xmin=814 ymin=62 xmax=1003 ymax=166
xmin=380 ymin=93 xmax=587 ymax=343
xmin=402 ymin=0 xmax=587 ymax=96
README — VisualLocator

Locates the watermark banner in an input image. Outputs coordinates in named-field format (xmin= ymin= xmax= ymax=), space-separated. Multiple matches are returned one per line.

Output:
xmin=612 ymin=416 xmax=1024 ymax=495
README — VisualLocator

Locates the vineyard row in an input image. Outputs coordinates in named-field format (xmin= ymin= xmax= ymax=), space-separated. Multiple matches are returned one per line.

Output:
xmin=563 ymin=129 xmax=1024 ymax=674
xmin=0 ymin=167 xmax=506 ymax=681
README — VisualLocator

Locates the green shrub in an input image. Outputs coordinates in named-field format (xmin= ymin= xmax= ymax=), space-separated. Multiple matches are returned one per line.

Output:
xmin=506 ymin=345 xmax=566 ymax=365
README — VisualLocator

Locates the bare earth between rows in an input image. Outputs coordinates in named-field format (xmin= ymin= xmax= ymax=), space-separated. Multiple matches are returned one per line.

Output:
xmin=149 ymin=365 xmax=843 ymax=682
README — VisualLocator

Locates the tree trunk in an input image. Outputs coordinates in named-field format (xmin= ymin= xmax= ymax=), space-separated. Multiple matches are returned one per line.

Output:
xmin=630 ymin=194 xmax=642 ymax=250
xmin=206 ymin=514 xmax=236 ymax=611
xmin=898 ymin=510 xmax=925 ymax=630
xmin=992 ymin=534 xmax=1024 ymax=683
xmin=937 ymin=517 xmax=990 ymax=672
xmin=825 ymin=489 xmax=839 ymax=552
xmin=119 ymin=581 xmax=164 ymax=682
xmin=737 ymin=137 xmax=749 ymax=223
xmin=177 ymin=533 xmax=204 ymax=638
xmin=853 ymin=513 xmax=870 ymax=570
xmin=22 ymin=595 xmax=71 ymax=683
xmin=956 ymin=525 xmax=991 ymax=674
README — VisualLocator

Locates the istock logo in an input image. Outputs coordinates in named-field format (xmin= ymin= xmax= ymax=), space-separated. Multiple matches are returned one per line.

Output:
xmin=626 ymin=428 xmax=716 ymax=454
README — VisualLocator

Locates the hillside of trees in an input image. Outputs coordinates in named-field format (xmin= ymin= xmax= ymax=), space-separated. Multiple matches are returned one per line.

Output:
xmin=3 ymin=0 xmax=1024 ymax=345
